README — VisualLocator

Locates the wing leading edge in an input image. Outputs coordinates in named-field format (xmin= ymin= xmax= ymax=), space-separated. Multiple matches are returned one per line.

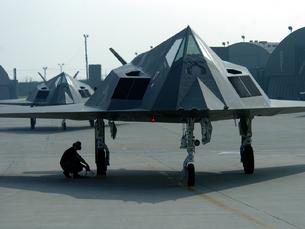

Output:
xmin=0 ymin=99 xmax=305 ymax=123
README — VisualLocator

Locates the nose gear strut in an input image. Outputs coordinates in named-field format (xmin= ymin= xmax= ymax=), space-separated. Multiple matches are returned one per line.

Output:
xmin=181 ymin=118 xmax=212 ymax=186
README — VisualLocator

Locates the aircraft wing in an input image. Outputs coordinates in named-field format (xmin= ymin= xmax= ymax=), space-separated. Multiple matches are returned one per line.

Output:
xmin=0 ymin=104 xmax=152 ymax=121
xmin=0 ymin=104 xmax=102 ymax=120
xmin=268 ymin=99 xmax=305 ymax=114
xmin=0 ymin=99 xmax=305 ymax=123
xmin=0 ymin=98 xmax=32 ymax=106
xmin=2 ymin=27 xmax=305 ymax=123
xmin=208 ymin=99 xmax=305 ymax=121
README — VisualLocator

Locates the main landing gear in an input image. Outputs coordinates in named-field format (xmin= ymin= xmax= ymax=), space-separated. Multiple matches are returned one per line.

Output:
xmin=89 ymin=120 xmax=95 ymax=128
xmin=30 ymin=118 xmax=36 ymax=129
xmin=90 ymin=116 xmax=254 ymax=184
xmin=180 ymin=118 xmax=212 ymax=186
xmin=239 ymin=116 xmax=254 ymax=174
xmin=61 ymin=119 xmax=67 ymax=130
xmin=180 ymin=116 xmax=255 ymax=186
xmin=95 ymin=118 xmax=111 ymax=177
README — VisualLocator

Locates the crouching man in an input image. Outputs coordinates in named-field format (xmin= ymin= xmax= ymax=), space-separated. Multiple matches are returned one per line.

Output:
xmin=60 ymin=141 xmax=90 ymax=178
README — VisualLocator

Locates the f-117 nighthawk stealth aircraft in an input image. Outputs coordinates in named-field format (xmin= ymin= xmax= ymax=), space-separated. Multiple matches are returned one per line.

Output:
xmin=0 ymin=72 xmax=94 ymax=129
xmin=1 ymin=26 xmax=305 ymax=186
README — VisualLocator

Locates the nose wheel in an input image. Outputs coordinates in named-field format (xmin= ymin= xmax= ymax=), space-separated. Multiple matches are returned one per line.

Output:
xmin=187 ymin=163 xmax=195 ymax=186
xmin=181 ymin=118 xmax=212 ymax=186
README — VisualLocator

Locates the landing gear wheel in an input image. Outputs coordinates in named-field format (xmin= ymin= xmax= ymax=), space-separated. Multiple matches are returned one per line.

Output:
xmin=96 ymin=148 xmax=107 ymax=176
xmin=89 ymin=120 xmax=94 ymax=127
xmin=194 ymin=139 xmax=200 ymax=146
xmin=187 ymin=163 xmax=195 ymax=186
xmin=30 ymin=118 xmax=36 ymax=130
xmin=62 ymin=120 xmax=67 ymax=130
xmin=242 ymin=145 xmax=254 ymax=174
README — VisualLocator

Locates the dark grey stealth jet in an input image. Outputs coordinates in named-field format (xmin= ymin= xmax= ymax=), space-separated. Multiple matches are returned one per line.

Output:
xmin=0 ymin=72 xmax=94 ymax=129
xmin=1 ymin=26 xmax=305 ymax=186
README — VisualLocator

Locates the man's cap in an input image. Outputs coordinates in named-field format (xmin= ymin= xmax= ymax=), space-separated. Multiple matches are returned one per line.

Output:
xmin=73 ymin=141 xmax=81 ymax=146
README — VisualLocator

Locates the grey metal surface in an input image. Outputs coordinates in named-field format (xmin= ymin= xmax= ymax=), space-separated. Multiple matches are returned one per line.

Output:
xmin=0 ymin=72 xmax=93 ymax=106
xmin=0 ymin=115 xmax=305 ymax=228
xmin=27 ymin=72 xmax=93 ymax=105
xmin=1 ymin=27 xmax=305 ymax=123
xmin=87 ymin=26 xmax=270 ymax=111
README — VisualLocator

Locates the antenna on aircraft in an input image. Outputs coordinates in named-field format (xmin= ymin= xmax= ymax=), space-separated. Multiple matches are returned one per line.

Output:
xmin=73 ymin=71 xmax=80 ymax=79
xmin=37 ymin=72 xmax=47 ymax=84
xmin=109 ymin=48 xmax=127 ymax=65
xmin=288 ymin=26 xmax=293 ymax=33
xmin=58 ymin=63 xmax=64 ymax=73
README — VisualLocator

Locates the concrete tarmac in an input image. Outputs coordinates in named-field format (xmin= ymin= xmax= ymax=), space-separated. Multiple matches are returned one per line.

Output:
xmin=0 ymin=114 xmax=305 ymax=229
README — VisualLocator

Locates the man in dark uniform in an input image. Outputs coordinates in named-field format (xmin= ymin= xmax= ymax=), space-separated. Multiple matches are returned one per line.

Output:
xmin=60 ymin=141 xmax=90 ymax=178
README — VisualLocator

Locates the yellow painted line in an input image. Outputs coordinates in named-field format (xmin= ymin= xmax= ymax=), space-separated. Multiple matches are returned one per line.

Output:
xmin=188 ymin=186 xmax=272 ymax=229
xmin=154 ymin=159 xmax=273 ymax=228
xmin=164 ymin=172 xmax=273 ymax=229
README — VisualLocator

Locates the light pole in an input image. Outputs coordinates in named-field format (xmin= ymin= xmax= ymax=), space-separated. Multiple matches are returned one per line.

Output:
xmin=241 ymin=35 xmax=245 ymax=42
xmin=58 ymin=63 xmax=64 ymax=73
xmin=42 ymin=66 xmax=47 ymax=79
xmin=83 ymin=34 xmax=89 ymax=81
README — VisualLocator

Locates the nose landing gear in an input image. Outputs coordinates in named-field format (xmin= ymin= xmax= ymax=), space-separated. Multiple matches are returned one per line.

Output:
xmin=181 ymin=118 xmax=212 ymax=186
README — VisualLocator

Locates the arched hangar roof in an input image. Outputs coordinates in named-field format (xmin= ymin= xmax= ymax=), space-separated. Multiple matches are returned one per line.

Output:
xmin=264 ymin=27 xmax=305 ymax=100
xmin=227 ymin=41 xmax=277 ymax=69
xmin=0 ymin=65 xmax=10 ymax=85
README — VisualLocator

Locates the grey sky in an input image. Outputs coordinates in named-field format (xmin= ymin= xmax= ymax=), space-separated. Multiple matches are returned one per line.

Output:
xmin=0 ymin=0 xmax=304 ymax=81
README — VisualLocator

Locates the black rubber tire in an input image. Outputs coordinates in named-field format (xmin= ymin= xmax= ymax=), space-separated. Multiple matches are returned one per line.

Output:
xmin=187 ymin=163 xmax=195 ymax=186
xmin=194 ymin=139 xmax=200 ymax=146
xmin=96 ymin=149 xmax=107 ymax=176
xmin=242 ymin=145 xmax=254 ymax=174
xmin=62 ymin=122 xmax=67 ymax=131
xmin=89 ymin=120 xmax=94 ymax=127
xmin=30 ymin=118 xmax=36 ymax=130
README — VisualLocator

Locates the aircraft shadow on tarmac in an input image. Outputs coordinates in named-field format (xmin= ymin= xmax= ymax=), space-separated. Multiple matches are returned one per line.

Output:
xmin=0 ymin=122 xmax=128 ymax=135
xmin=0 ymin=164 xmax=305 ymax=203
xmin=0 ymin=126 xmax=93 ymax=134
